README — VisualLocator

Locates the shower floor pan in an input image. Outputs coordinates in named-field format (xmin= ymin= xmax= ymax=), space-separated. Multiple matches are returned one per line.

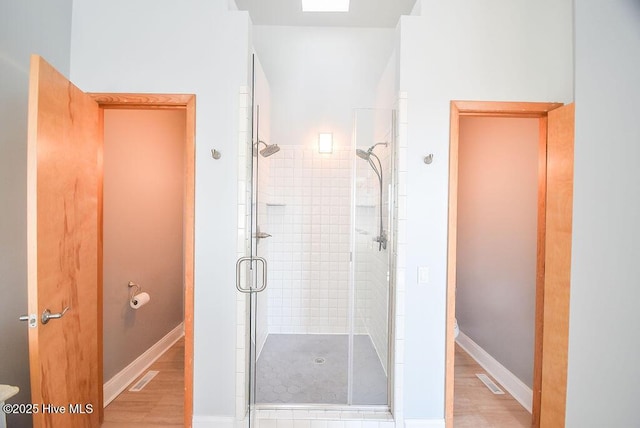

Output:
xmin=256 ymin=334 xmax=387 ymax=405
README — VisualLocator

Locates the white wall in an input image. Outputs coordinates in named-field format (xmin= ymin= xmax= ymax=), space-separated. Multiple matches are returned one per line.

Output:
xmin=252 ymin=26 xmax=396 ymax=149
xmin=566 ymin=1 xmax=640 ymax=426
xmin=0 ymin=2 xmax=73 ymax=427
xmin=456 ymin=117 xmax=539 ymax=388
xmin=375 ymin=49 xmax=398 ymax=111
xmin=70 ymin=0 xmax=251 ymax=418
xmin=397 ymin=0 xmax=573 ymax=419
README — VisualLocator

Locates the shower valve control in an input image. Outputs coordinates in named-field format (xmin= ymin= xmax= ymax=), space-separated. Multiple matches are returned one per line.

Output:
xmin=418 ymin=267 xmax=430 ymax=284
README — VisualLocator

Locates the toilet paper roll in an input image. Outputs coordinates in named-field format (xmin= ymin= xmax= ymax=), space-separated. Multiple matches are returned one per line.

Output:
xmin=130 ymin=292 xmax=150 ymax=309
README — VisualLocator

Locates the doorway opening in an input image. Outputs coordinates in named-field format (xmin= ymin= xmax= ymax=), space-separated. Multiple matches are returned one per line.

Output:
xmin=454 ymin=115 xmax=539 ymax=427
xmin=446 ymin=101 xmax=575 ymax=427
xmin=91 ymin=94 xmax=195 ymax=428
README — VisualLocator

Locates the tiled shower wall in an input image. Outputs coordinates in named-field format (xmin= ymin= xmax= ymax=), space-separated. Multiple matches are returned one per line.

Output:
xmin=265 ymin=145 xmax=352 ymax=334
xmin=256 ymin=149 xmax=272 ymax=355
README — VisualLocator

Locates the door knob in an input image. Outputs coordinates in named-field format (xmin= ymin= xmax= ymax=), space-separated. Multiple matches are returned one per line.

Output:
xmin=41 ymin=306 xmax=70 ymax=324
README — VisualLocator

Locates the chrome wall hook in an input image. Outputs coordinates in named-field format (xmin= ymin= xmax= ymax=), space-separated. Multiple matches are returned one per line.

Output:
xmin=424 ymin=154 xmax=434 ymax=164
xmin=211 ymin=149 xmax=221 ymax=159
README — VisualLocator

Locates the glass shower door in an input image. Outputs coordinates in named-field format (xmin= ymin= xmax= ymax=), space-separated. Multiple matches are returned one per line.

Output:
xmin=351 ymin=108 xmax=395 ymax=406
xmin=236 ymin=127 xmax=263 ymax=427
xmin=242 ymin=103 xmax=395 ymax=414
xmin=237 ymin=54 xmax=270 ymax=427
xmin=237 ymin=120 xmax=268 ymax=427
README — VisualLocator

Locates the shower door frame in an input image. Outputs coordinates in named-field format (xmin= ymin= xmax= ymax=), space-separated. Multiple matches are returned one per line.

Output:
xmin=445 ymin=100 xmax=574 ymax=427
xmin=351 ymin=108 xmax=398 ymax=413
xmin=91 ymin=92 xmax=196 ymax=427
xmin=242 ymin=108 xmax=398 ymax=418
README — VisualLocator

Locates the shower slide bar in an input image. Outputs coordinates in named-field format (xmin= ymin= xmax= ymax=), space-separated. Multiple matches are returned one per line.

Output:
xmin=235 ymin=256 xmax=267 ymax=293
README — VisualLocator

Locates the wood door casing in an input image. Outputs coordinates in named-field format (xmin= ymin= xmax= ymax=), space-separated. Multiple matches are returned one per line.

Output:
xmin=27 ymin=55 xmax=101 ymax=427
xmin=539 ymin=103 xmax=575 ymax=427
xmin=446 ymin=101 xmax=572 ymax=428
xmin=90 ymin=93 xmax=196 ymax=428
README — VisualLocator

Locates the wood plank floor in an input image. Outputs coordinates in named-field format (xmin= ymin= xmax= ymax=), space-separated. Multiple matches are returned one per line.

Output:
xmin=454 ymin=344 xmax=531 ymax=427
xmin=102 ymin=337 xmax=184 ymax=428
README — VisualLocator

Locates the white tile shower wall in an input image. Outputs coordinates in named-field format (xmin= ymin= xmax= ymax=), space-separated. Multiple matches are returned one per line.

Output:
xmin=266 ymin=145 xmax=352 ymax=334
xmin=367 ymin=142 xmax=391 ymax=374
xmin=256 ymin=151 xmax=272 ymax=356
xmin=236 ymin=88 xmax=251 ymax=420
xmin=393 ymin=92 xmax=408 ymax=424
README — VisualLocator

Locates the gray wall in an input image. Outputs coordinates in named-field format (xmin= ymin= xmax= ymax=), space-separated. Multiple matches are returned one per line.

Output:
xmin=102 ymin=109 xmax=185 ymax=380
xmin=566 ymin=1 xmax=640 ymax=426
xmin=456 ymin=117 xmax=539 ymax=388
xmin=0 ymin=2 xmax=72 ymax=427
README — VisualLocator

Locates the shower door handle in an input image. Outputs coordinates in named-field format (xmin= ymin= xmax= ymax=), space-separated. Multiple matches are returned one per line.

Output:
xmin=236 ymin=256 xmax=268 ymax=293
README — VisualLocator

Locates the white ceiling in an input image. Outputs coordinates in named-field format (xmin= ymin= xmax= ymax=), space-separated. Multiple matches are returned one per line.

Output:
xmin=234 ymin=0 xmax=417 ymax=28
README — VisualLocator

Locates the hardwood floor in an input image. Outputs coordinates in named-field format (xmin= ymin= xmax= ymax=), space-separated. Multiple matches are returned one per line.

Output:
xmin=454 ymin=344 xmax=531 ymax=428
xmin=102 ymin=337 xmax=184 ymax=428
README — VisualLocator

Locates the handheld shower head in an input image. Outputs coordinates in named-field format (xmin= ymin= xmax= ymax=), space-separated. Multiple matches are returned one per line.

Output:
xmin=356 ymin=149 xmax=370 ymax=160
xmin=355 ymin=141 xmax=389 ymax=251
xmin=356 ymin=142 xmax=388 ymax=160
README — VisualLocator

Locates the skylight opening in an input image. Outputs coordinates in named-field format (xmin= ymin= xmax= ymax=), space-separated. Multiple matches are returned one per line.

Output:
xmin=302 ymin=0 xmax=350 ymax=12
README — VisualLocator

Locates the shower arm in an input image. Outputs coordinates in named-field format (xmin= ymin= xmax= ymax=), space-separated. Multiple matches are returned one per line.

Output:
xmin=254 ymin=140 xmax=267 ymax=152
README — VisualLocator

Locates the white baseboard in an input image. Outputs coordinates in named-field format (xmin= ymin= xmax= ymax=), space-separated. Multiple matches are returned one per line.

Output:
xmin=192 ymin=415 xmax=237 ymax=428
xmin=456 ymin=331 xmax=532 ymax=412
xmin=405 ymin=419 xmax=446 ymax=427
xmin=103 ymin=322 xmax=185 ymax=406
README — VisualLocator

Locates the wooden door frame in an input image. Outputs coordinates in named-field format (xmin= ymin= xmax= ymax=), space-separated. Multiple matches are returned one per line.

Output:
xmin=90 ymin=93 xmax=196 ymax=428
xmin=445 ymin=101 xmax=566 ymax=427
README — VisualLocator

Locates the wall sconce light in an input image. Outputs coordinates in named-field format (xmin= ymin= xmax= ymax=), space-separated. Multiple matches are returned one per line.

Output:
xmin=318 ymin=133 xmax=333 ymax=154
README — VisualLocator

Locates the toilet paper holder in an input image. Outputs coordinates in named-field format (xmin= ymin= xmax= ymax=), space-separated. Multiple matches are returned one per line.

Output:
xmin=128 ymin=281 xmax=141 ymax=301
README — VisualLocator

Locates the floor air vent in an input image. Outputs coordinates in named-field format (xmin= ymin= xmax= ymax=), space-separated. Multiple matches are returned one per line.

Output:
xmin=129 ymin=370 xmax=159 ymax=392
xmin=475 ymin=373 xmax=504 ymax=395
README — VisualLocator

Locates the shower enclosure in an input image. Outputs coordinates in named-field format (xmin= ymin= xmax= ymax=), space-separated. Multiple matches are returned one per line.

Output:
xmin=239 ymin=102 xmax=396 ymax=424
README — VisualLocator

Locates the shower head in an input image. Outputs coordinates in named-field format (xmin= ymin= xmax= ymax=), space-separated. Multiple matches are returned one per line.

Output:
xmin=260 ymin=143 xmax=280 ymax=157
xmin=255 ymin=141 xmax=280 ymax=157
xmin=356 ymin=149 xmax=370 ymax=160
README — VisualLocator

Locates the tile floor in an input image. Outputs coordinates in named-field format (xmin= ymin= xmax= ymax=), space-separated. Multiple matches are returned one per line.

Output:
xmin=256 ymin=334 xmax=388 ymax=405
